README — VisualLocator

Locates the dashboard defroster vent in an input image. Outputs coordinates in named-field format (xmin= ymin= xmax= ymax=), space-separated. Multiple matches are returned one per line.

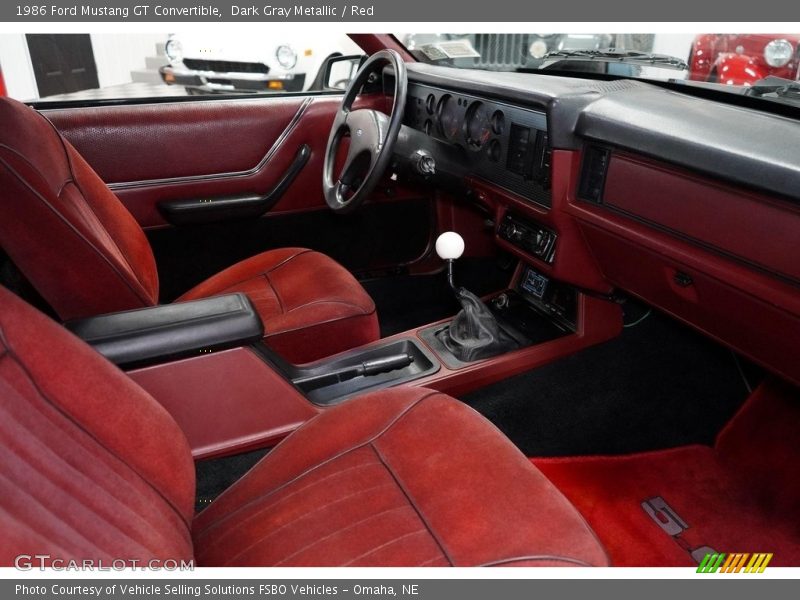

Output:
xmin=578 ymin=145 xmax=611 ymax=204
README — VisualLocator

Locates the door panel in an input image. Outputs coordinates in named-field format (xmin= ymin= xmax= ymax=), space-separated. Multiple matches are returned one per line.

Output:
xmin=47 ymin=96 xmax=307 ymax=185
xmin=45 ymin=94 xmax=397 ymax=228
xmin=44 ymin=93 xmax=436 ymax=298
xmin=46 ymin=95 xmax=323 ymax=227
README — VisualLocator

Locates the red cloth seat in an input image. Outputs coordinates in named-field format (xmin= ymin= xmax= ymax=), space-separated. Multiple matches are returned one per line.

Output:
xmin=0 ymin=97 xmax=378 ymax=363
xmin=0 ymin=286 xmax=608 ymax=567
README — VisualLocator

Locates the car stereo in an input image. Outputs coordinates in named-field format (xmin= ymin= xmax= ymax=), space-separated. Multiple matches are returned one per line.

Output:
xmin=498 ymin=212 xmax=557 ymax=263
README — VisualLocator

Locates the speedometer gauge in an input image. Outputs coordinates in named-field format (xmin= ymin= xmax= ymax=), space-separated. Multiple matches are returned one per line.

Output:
xmin=437 ymin=94 xmax=460 ymax=140
xmin=465 ymin=101 xmax=493 ymax=149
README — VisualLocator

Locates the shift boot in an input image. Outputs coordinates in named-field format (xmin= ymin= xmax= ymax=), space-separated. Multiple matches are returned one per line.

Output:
xmin=436 ymin=287 xmax=521 ymax=362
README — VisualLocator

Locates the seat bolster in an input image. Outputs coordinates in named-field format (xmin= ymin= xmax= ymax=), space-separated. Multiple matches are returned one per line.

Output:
xmin=264 ymin=307 xmax=379 ymax=364
xmin=370 ymin=392 xmax=610 ymax=567
xmin=0 ymin=98 xmax=159 ymax=320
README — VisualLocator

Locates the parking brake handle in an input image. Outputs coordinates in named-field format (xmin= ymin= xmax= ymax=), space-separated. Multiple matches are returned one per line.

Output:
xmin=293 ymin=353 xmax=415 ymax=392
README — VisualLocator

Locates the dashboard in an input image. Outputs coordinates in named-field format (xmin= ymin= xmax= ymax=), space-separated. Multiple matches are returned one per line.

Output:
xmin=393 ymin=63 xmax=800 ymax=387
xmin=403 ymin=83 xmax=553 ymax=207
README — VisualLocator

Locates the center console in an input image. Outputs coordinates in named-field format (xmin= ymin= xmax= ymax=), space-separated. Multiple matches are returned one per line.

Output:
xmin=69 ymin=252 xmax=618 ymax=461
xmin=517 ymin=265 xmax=578 ymax=331
xmin=419 ymin=266 xmax=576 ymax=369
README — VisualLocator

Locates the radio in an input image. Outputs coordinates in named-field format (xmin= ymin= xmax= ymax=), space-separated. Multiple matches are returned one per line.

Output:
xmin=498 ymin=213 xmax=557 ymax=263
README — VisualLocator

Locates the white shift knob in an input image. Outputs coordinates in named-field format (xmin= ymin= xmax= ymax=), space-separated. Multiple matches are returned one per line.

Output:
xmin=435 ymin=231 xmax=465 ymax=260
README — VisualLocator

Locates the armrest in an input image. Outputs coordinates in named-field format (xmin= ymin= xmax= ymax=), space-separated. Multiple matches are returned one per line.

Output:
xmin=66 ymin=294 xmax=264 ymax=367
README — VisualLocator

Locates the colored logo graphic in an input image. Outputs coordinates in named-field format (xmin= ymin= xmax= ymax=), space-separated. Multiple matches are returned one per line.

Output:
xmin=696 ymin=553 xmax=773 ymax=573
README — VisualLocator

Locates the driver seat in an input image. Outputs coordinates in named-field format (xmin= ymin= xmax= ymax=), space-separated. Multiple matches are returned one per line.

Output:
xmin=0 ymin=97 xmax=378 ymax=364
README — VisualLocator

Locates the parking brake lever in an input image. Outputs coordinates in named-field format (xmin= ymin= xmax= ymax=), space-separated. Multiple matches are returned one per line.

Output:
xmin=293 ymin=353 xmax=415 ymax=392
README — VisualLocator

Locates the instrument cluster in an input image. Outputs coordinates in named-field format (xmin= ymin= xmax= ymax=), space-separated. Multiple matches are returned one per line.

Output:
xmin=420 ymin=93 xmax=506 ymax=160
xmin=404 ymin=83 xmax=553 ymax=207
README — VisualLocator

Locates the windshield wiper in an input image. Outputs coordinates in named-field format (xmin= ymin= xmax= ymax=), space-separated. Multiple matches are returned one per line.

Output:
xmin=745 ymin=76 xmax=800 ymax=100
xmin=542 ymin=49 xmax=688 ymax=71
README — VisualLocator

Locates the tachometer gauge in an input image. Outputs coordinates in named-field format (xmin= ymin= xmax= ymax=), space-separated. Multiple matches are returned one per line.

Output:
xmin=465 ymin=101 xmax=493 ymax=149
xmin=491 ymin=109 xmax=505 ymax=135
xmin=437 ymin=94 xmax=460 ymax=140
xmin=425 ymin=93 xmax=436 ymax=114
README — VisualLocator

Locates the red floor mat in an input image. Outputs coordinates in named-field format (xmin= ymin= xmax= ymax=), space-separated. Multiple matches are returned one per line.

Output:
xmin=532 ymin=379 xmax=800 ymax=567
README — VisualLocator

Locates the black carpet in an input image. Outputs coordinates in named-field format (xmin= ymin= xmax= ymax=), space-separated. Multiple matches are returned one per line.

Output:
xmin=461 ymin=303 xmax=760 ymax=457
xmin=194 ymin=448 xmax=268 ymax=513
xmin=362 ymin=256 xmax=514 ymax=337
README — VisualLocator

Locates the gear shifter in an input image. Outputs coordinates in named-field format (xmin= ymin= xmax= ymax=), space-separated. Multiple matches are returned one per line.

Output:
xmin=435 ymin=231 xmax=465 ymax=291
xmin=434 ymin=232 xmax=521 ymax=362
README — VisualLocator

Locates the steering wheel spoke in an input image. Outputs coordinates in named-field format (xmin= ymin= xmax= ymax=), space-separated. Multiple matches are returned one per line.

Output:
xmin=332 ymin=108 xmax=349 ymax=132
xmin=338 ymin=158 xmax=360 ymax=186
xmin=322 ymin=50 xmax=407 ymax=214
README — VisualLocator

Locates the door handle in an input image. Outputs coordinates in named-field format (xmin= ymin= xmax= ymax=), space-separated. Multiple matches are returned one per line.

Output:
xmin=158 ymin=144 xmax=310 ymax=226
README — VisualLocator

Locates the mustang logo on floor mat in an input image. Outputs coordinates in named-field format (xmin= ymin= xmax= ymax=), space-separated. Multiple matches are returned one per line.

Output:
xmin=641 ymin=496 xmax=716 ymax=566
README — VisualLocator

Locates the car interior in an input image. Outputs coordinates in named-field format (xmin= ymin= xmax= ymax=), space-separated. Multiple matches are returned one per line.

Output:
xmin=1 ymin=34 xmax=799 ymax=568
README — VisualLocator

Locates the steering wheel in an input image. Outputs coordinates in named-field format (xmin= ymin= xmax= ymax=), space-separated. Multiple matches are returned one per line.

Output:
xmin=323 ymin=49 xmax=407 ymax=214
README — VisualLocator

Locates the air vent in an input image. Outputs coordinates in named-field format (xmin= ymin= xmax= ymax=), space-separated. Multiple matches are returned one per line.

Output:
xmin=578 ymin=145 xmax=611 ymax=204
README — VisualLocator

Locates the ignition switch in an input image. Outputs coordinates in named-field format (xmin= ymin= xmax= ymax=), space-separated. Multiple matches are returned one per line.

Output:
xmin=412 ymin=149 xmax=436 ymax=176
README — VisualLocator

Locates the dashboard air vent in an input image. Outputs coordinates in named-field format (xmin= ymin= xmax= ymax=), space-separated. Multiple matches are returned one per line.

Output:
xmin=578 ymin=145 xmax=611 ymax=204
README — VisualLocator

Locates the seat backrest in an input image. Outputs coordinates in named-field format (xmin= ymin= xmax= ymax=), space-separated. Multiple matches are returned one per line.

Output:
xmin=0 ymin=97 xmax=158 ymax=321
xmin=0 ymin=285 xmax=194 ymax=566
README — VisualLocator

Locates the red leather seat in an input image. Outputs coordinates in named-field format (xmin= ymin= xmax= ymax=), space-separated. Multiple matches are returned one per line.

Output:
xmin=0 ymin=286 xmax=608 ymax=567
xmin=0 ymin=97 xmax=378 ymax=364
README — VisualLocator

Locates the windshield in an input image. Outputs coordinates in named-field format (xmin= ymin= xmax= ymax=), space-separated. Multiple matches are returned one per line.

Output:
xmin=395 ymin=33 xmax=800 ymax=104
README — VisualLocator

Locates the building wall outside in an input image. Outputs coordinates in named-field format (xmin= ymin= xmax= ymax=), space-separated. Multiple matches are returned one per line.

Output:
xmin=0 ymin=34 xmax=38 ymax=100
xmin=90 ymin=33 xmax=166 ymax=88
xmin=0 ymin=33 xmax=167 ymax=100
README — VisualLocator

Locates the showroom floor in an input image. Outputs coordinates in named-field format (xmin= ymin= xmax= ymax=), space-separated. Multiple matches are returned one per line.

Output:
xmin=38 ymin=81 xmax=187 ymax=102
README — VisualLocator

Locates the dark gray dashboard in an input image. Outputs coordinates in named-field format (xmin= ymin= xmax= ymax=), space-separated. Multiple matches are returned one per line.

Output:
xmin=403 ymin=63 xmax=800 ymax=204
xmin=575 ymin=87 xmax=800 ymax=202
